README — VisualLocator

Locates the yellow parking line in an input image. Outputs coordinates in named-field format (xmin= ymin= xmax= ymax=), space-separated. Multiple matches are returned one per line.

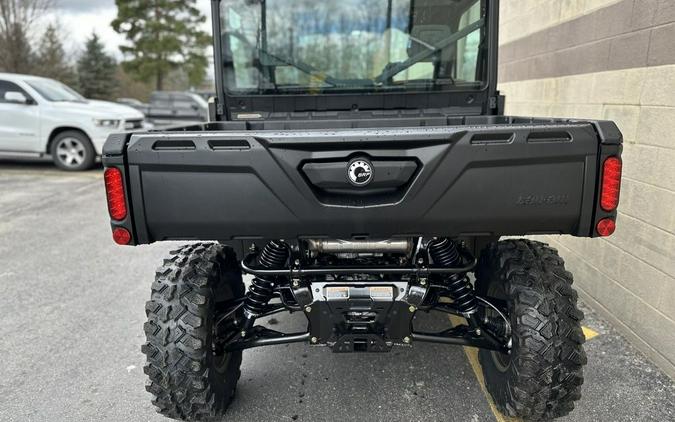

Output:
xmin=582 ymin=326 xmax=599 ymax=340
xmin=448 ymin=315 xmax=522 ymax=422
xmin=449 ymin=315 xmax=599 ymax=421
xmin=462 ymin=346 xmax=522 ymax=422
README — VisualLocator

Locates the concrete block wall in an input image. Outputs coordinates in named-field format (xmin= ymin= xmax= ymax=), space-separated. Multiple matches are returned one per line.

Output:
xmin=498 ymin=0 xmax=675 ymax=378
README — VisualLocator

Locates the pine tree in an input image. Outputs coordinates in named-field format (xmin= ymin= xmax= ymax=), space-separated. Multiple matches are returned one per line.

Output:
xmin=111 ymin=0 xmax=210 ymax=90
xmin=35 ymin=24 xmax=78 ymax=87
xmin=77 ymin=32 xmax=118 ymax=100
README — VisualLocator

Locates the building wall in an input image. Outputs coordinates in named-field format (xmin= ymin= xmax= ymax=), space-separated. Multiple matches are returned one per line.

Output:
xmin=498 ymin=0 xmax=675 ymax=378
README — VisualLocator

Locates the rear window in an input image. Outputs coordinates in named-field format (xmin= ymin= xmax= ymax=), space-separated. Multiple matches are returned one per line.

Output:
xmin=219 ymin=0 xmax=487 ymax=95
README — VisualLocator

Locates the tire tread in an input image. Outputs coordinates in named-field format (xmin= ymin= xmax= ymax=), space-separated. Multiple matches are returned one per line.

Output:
xmin=476 ymin=239 xmax=586 ymax=421
xmin=142 ymin=243 xmax=243 ymax=421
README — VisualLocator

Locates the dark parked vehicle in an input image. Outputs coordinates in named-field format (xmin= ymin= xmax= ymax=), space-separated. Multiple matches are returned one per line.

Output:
xmin=103 ymin=0 xmax=623 ymax=420
xmin=116 ymin=97 xmax=146 ymax=108
xmin=117 ymin=91 xmax=208 ymax=124
xmin=146 ymin=91 xmax=208 ymax=121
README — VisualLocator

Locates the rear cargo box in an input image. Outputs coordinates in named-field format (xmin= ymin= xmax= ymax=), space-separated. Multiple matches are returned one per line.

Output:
xmin=105 ymin=117 xmax=621 ymax=244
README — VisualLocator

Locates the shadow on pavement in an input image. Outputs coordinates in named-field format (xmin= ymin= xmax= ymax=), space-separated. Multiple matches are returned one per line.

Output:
xmin=0 ymin=155 xmax=103 ymax=174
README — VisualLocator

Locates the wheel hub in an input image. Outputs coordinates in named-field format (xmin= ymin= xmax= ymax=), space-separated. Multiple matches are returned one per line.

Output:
xmin=56 ymin=137 xmax=86 ymax=167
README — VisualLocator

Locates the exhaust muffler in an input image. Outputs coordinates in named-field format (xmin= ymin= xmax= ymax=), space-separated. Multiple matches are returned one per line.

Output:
xmin=306 ymin=239 xmax=413 ymax=255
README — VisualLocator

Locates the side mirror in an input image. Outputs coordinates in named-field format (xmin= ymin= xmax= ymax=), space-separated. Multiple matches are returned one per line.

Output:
xmin=4 ymin=91 xmax=31 ymax=105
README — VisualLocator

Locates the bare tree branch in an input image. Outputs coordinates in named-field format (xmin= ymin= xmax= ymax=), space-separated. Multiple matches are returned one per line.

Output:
xmin=0 ymin=0 xmax=52 ymax=32
xmin=0 ymin=0 xmax=53 ymax=72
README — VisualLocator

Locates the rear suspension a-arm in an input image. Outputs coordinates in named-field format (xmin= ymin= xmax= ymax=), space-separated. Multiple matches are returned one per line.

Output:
xmin=233 ymin=239 xmax=511 ymax=354
xmin=225 ymin=326 xmax=310 ymax=352
xmin=411 ymin=325 xmax=509 ymax=352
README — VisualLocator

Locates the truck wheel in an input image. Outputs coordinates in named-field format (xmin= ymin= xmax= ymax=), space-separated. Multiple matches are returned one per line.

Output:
xmin=475 ymin=239 xmax=586 ymax=421
xmin=50 ymin=130 xmax=96 ymax=171
xmin=142 ymin=243 xmax=245 ymax=421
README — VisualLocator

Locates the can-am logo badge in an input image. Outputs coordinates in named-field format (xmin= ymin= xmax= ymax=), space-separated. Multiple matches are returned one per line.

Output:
xmin=347 ymin=159 xmax=373 ymax=187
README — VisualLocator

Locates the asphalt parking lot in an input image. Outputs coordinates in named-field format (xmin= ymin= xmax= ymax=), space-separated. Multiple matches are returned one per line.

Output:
xmin=1 ymin=159 xmax=674 ymax=422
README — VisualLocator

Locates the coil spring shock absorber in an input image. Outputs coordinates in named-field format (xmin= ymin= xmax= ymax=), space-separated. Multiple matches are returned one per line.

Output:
xmin=241 ymin=240 xmax=290 ymax=335
xmin=428 ymin=238 xmax=477 ymax=315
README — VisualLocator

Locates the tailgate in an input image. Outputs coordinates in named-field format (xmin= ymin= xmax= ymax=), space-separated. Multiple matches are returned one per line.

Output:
xmin=110 ymin=122 xmax=618 ymax=244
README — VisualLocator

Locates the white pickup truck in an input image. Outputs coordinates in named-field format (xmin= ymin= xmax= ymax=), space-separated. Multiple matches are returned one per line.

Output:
xmin=0 ymin=73 xmax=146 ymax=170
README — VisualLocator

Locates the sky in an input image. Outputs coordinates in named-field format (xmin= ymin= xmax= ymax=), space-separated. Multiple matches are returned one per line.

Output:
xmin=47 ymin=0 xmax=213 ymax=59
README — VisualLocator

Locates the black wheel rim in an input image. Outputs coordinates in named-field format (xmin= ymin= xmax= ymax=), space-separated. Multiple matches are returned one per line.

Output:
xmin=213 ymin=350 xmax=232 ymax=373
xmin=212 ymin=298 xmax=243 ymax=373
xmin=485 ymin=280 xmax=512 ymax=372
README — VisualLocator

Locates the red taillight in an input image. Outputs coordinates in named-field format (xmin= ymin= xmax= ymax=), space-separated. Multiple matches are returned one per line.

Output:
xmin=600 ymin=157 xmax=622 ymax=211
xmin=596 ymin=218 xmax=616 ymax=237
xmin=112 ymin=227 xmax=132 ymax=245
xmin=104 ymin=167 xmax=127 ymax=220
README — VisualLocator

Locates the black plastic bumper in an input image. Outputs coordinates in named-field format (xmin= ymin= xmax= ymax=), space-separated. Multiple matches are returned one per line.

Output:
xmin=102 ymin=118 xmax=622 ymax=244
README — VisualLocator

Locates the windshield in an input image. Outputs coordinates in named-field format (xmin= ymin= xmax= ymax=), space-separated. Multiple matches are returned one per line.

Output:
xmin=219 ymin=0 xmax=485 ymax=94
xmin=27 ymin=79 xmax=86 ymax=102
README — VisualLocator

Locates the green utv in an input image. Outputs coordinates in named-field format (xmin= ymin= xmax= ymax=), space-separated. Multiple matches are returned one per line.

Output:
xmin=102 ymin=0 xmax=623 ymax=420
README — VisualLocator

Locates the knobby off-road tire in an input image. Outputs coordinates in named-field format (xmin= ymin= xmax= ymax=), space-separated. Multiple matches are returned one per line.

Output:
xmin=475 ymin=239 xmax=587 ymax=421
xmin=142 ymin=243 xmax=245 ymax=421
